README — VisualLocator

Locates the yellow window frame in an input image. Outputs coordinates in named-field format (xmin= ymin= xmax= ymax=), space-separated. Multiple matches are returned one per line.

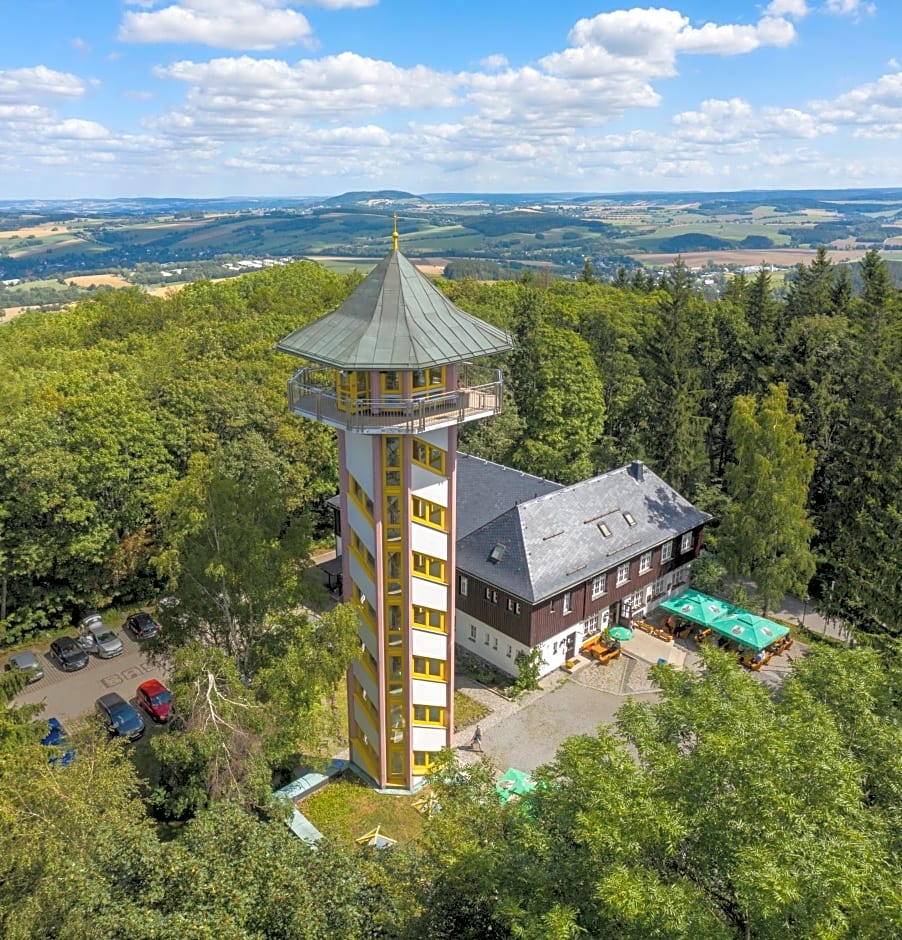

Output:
xmin=412 ymin=438 xmax=446 ymax=475
xmin=413 ymin=704 xmax=445 ymax=725
xmin=412 ymin=496 xmax=446 ymax=530
xmin=349 ymin=475 xmax=374 ymax=521
xmin=412 ymin=656 xmax=445 ymax=680
xmin=412 ymin=605 xmax=445 ymax=632
xmin=413 ymin=750 xmax=437 ymax=773
xmin=412 ymin=552 xmax=445 ymax=583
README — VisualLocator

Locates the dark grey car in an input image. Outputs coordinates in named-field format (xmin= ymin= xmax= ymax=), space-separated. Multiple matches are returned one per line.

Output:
xmin=4 ymin=651 xmax=45 ymax=683
xmin=96 ymin=692 xmax=146 ymax=742
xmin=49 ymin=637 xmax=89 ymax=672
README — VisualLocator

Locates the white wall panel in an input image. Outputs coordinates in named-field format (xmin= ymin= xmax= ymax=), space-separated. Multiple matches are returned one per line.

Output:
xmin=352 ymin=660 xmax=378 ymax=706
xmin=412 ymin=725 xmax=447 ymax=751
xmin=412 ymin=679 xmax=447 ymax=707
xmin=411 ymin=523 xmax=447 ymax=560
xmin=346 ymin=434 xmax=375 ymax=492
xmin=412 ymin=628 xmax=448 ymax=659
xmin=411 ymin=477 xmax=448 ymax=507
xmin=347 ymin=555 xmax=375 ymax=605
xmin=411 ymin=577 xmax=446 ymax=611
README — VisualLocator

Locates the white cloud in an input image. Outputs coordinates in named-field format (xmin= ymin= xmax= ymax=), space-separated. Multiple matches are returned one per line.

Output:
xmin=0 ymin=66 xmax=85 ymax=102
xmin=766 ymin=0 xmax=809 ymax=17
xmin=672 ymin=96 xmax=836 ymax=144
xmin=481 ymin=54 xmax=508 ymax=70
xmin=555 ymin=7 xmax=796 ymax=77
xmin=813 ymin=71 xmax=902 ymax=136
xmin=153 ymin=53 xmax=459 ymax=131
xmin=119 ymin=1 xmax=314 ymax=50
xmin=822 ymin=1 xmax=876 ymax=17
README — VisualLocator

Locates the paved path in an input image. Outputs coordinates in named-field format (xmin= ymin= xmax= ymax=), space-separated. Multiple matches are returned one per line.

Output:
xmin=453 ymin=657 xmax=659 ymax=774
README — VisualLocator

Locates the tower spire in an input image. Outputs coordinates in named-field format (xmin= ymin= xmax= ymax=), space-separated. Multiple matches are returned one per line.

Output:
xmin=392 ymin=213 xmax=398 ymax=251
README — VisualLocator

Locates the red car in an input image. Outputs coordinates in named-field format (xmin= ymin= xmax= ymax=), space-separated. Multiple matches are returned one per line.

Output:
xmin=135 ymin=679 xmax=173 ymax=723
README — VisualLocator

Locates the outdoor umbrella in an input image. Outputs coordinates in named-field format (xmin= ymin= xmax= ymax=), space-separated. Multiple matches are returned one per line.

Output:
xmin=659 ymin=589 xmax=733 ymax=627
xmin=710 ymin=612 xmax=789 ymax=651
xmin=608 ymin=625 xmax=634 ymax=641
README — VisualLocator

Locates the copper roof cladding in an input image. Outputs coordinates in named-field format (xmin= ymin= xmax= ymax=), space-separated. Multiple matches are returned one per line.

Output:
xmin=277 ymin=249 xmax=513 ymax=369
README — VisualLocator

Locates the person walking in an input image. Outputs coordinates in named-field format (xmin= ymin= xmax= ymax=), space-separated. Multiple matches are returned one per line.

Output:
xmin=470 ymin=725 xmax=483 ymax=752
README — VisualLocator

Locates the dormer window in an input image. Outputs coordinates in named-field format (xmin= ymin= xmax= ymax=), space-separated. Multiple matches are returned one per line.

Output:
xmin=490 ymin=543 xmax=507 ymax=563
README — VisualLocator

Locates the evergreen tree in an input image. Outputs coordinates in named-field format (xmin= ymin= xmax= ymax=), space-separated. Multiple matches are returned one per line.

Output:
xmin=643 ymin=261 xmax=709 ymax=493
xmin=719 ymin=384 xmax=816 ymax=614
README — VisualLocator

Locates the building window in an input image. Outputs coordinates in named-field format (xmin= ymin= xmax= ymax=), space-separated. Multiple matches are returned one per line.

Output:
xmin=563 ymin=591 xmax=572 ymax=614
xmin=349 ymin=475 xmax=374 ymax=519
xmin=661 ymin=540 xmax=673 ymax=562
xmin=412 ymin=496 xmax=446 ymax=530
xmin=616 ymin=562 xmax=630 ymax=586
xmin=485 ymin=587 xmax=498 ymax=603
xmin=639 ymin=550 xmax=652 ymax=574
xmin=680 ymin=531 xmax=693 ymax=553
xmin=591 ymin=574 xmax=607 ymax=598
xmin=459 ymin=575 xmax=468 ymax=597
xmin=623 ymin=511 xmax=637 ymax=527
xmin=584 ymin=613 xmax=599 ymax=636
xmin=493 ymin=637 xmax=498 ymax=650
xmin=413 ymin=605 xmax=445 ymax=631
xmin=485 ymin=632 xmax=490 ymax=645
xmin=413 ymin=704 xmax=444 ymax=725
xmin=469 ymin=624 xmax=476 ymax=642
xmin=507 ymin=645 xmax=512 ymax=658
xmin=413 ymin=751 xmax=436 ymax=772
xmin=412 ymin=438 xmax=446 ymax=475
xmin=413 ymin=656 xmax=444 ymax=680
xmin=413 ymin=552 xmax=445 ymax=582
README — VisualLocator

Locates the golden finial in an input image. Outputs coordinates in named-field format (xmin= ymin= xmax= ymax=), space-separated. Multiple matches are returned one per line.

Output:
xmin=392 ymin=213 xmax=398 ymax=251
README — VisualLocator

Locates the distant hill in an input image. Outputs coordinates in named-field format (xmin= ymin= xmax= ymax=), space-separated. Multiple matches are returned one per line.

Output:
xmin=320 ymin=190 xmax=425 ymax=208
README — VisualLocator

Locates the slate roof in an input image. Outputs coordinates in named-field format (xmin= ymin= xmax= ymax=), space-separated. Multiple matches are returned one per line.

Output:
xmin=456 ymin=453 xmax=563 ymax=538
xmin=456 ymin=461 xmax=712 ymax=604
xmin=277 ymin=249 xmax=513 ymax=369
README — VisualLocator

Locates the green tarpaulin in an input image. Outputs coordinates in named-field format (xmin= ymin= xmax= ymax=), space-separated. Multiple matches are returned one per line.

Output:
xmin=495 ymin=767 xmax=537 ymax=803
xmin=659 ymin=590 xmax=789 ymax=651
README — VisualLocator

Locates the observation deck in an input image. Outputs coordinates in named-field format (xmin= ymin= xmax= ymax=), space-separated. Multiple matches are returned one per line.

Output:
xmin=287 ymin=363 xmax=503 ymax=435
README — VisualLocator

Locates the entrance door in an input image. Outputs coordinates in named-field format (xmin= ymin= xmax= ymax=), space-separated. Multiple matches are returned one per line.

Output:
xmin=565 ymin=633 xmax=576 ymax=658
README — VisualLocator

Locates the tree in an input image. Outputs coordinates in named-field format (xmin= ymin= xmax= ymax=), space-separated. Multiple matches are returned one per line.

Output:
xmin=510 ymin=323 xmax=605 ymax=483
xmin=413 ymin=650 xmax=901 ymax=939
xmin=154 ymin=444 xmax=313 ymax=671
xmin=719 ymin=384 xmax=816 ymax=614
xmin=643 ymin=261 xmax=709 ymax=493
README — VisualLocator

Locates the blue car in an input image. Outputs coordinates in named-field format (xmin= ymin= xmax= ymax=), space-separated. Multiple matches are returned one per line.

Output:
xmin=42 ymin=717 xmax=76 ymax=767
xmin=96 ymin=693 xmax=146 ymax=742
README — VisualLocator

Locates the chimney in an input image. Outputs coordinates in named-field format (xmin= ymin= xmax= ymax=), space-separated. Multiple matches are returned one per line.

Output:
xmin=629 ymin=460 xmax=645 ymax=482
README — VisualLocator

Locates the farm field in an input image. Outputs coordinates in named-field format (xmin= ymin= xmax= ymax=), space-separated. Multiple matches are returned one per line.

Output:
xmin=636 ymin=247 xmax=872 ymax=268
xmin=67 ymin=273 xmax=133 ymax=288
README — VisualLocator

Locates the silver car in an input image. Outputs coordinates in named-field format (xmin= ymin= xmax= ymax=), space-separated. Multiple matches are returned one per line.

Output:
xmin=4 ymin=651 xmax=45 ymax=683
xmin=79 ymin=613 xmax=124 ymax=659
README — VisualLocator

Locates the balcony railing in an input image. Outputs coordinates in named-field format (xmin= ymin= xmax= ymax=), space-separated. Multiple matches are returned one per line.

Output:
xmin=287 ymin=363 xmax=504 ymax=434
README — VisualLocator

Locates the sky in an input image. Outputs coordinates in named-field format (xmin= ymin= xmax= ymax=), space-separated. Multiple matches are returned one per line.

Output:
xmin=2 ymin=0 xmax=900 ymax=199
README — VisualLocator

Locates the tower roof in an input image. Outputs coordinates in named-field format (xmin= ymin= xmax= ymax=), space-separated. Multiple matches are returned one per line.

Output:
xmin=277 ymin=249 xmax=513 ymax=370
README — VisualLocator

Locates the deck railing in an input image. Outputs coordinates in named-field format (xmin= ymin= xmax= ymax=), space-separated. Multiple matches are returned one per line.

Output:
xmin=287 ymin=364 xmax=504 ymax=434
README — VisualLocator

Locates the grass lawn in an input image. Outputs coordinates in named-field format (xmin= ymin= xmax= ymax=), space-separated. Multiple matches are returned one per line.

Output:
xmin=300 ymin=772 xmax=427 ymax=844
xmin=454 ymin=690 xmax=489 ymax=731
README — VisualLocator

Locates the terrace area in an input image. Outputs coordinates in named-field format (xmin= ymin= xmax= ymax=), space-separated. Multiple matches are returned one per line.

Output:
xmin=287 ymin=363 xmax=504 ymax=435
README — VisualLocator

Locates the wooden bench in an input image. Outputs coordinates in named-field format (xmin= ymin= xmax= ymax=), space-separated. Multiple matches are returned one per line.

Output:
xmin=584 ymin=642 xmax=622 ymax=666
xmin=634 ymin=620 xmax=674 ymax=642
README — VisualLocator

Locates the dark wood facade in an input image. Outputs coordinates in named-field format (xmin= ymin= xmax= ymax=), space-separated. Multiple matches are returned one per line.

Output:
xmin=457 ymin=526 xmax=704 ymax=646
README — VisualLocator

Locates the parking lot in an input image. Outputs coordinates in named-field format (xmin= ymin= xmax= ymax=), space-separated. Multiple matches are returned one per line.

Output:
xmin=12 ymin=627 xmax=170 ymax=724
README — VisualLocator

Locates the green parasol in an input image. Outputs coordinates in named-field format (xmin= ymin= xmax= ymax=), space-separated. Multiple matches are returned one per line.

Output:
xmin=608 ymin=626 xmax=634 ymax=641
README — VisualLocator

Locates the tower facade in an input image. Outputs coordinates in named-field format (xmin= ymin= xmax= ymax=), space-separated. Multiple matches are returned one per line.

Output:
xmin=278 ymin=237 xmax=512 ymax=789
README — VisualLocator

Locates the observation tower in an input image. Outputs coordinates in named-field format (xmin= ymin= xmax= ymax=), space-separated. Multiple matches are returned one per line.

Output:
xmin=278 ymin=223 xmax=512 ymax=789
